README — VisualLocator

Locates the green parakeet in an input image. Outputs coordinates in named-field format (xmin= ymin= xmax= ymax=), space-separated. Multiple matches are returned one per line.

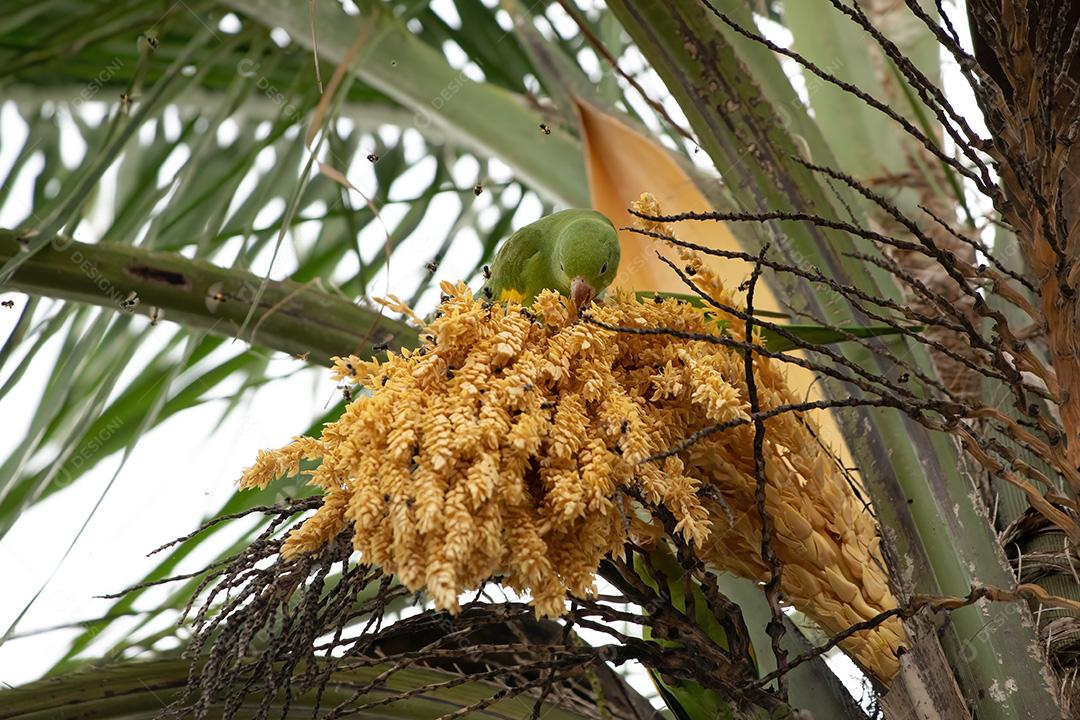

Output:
xmin=477 ymin=209 xmax=910 ymax=354
xmin=481 ymin=209 xmax=620 ymax=308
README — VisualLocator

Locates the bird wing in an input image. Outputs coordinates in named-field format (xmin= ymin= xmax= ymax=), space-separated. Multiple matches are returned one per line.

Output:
xmin=483 ymin=223 xmax=549 ymax=303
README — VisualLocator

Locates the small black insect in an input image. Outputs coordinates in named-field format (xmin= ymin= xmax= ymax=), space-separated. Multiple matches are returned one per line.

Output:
xmin=373 ymin=341 xmax=390 ymax=352
xmin=341 ymin=385 xmax=353 ymax=401
xmin=539 ymin=123 xmax=551 ymax=135
xmin=620 ymin=419 xmax=629 ymax=434
xmin=897 ymin=372 xmax=910 ymax=384
xmin=685 ymin=265 xmax=696 ymax=276
xmin=380 ymin=375 xmax=389 ymax=386
xmin=366 ymin=153 xmax=379 ymax=163
xmin=653 ymin=295 xmax=664 ymax=304
xmin=482 ymin=265 xmax=491 ymax=280
xmin=120 ymin=291 xmax=139 ymax=310
xmin=1 ymin=300 xmax=14 ymax=309
xmin=473 ymin=184 xmax=483 ymax=196
xmin=440 ymin=293 xmax=451 ymax=303
xmin=518 ymin=307 xmax=534 ymax=320
xmin=481 ymin=286 xmax=493 ymax=300
xmin=540 ymin=400 xmax=556 ymax=410
xmin=424 ymin=334 xmax=436 ymax=344
xmin=425 ymin=260 xmax=439 ymax=273
xmin=145 ymin=35 xmax=158 ymax=49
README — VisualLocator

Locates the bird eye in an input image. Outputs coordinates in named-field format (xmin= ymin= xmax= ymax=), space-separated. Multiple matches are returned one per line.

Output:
xmin=600 ymin=262 xmax=608 ymax=274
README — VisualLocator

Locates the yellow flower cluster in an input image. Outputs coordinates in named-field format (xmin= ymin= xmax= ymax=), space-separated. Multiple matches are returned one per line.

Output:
xmin=239 ymin=269 xmax=904 ymax=682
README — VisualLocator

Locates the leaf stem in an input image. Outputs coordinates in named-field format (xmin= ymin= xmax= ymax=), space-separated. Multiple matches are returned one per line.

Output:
xmin=0 ymin=230 xmax=416 ymax=365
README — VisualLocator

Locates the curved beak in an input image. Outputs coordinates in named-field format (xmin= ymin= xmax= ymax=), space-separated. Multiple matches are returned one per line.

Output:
xmin=570 ymin=277 xmax=596 ymax=309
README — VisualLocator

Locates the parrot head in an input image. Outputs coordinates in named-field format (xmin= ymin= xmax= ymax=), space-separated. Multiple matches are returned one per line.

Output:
xmin=554 ymin=212 xmax=620 ymax=309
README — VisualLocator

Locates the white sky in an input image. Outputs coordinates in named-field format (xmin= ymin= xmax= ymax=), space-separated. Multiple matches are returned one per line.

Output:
xmin=0 ymin=0 xmax=981 ymax=708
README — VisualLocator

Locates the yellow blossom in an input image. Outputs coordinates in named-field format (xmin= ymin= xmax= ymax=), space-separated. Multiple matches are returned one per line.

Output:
xmin=240 ymin=265 xmax=905 ymax=682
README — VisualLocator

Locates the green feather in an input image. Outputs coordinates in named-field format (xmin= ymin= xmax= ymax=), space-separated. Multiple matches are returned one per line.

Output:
xmin=481 ymin=209 xmax=620 ymax=305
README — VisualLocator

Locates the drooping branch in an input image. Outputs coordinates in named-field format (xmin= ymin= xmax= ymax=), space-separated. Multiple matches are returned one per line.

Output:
xmin=966 ymin=0 xmax=1080 ymax=468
